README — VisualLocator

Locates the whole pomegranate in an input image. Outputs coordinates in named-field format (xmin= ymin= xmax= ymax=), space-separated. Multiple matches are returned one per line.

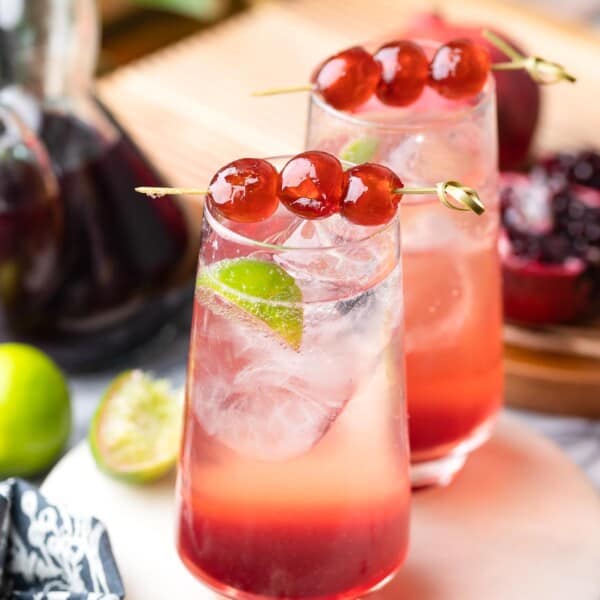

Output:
xmin=404 ymin=12 xmax=541 ymax=171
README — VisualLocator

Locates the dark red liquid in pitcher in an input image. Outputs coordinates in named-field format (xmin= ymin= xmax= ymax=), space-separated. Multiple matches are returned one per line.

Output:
xmin=0 ymin=146 xmax=62 ymax=337
xmin=0 ymin=109 xmax=194 ymax=368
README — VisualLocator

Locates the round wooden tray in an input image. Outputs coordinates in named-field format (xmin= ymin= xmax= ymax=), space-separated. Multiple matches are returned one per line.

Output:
xmin=504 ymin=321 xmax=600 ymax=417
xmin=42 ymin=416 xmax=600 ymax=600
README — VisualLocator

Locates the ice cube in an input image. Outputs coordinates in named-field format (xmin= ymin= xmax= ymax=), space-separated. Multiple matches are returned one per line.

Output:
xmin=385 ymin=122 xmax=494 ymax=188
xmin=273 ymin=215 xmax=398 ymax=301
xmin=194 ymin=316 xmax=354 ymax=461
xmin=192 ymin=303 xmax=356 ymax=462
xmin=402 ymin=229 xmax=476 ymax=353
xmin=400 ymin=201 xmax=464 ymax=253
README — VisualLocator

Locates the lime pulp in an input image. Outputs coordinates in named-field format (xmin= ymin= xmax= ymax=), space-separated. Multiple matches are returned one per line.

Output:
xmin=197 ymin=258 xmax=304 ymax=350
xmin=339 ymin=136 xmax=379 ymax=165
xmin=89 ymin=370 xmax=182 ymax=483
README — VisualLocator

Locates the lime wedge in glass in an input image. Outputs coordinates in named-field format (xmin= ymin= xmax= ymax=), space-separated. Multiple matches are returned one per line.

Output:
xmin=89 ymin=370 xmax=182 ymax=483
xmin=339 ymin=136 xmax=379 ymax=165
xmin=197 ymin=258 xmax=303 ymax=350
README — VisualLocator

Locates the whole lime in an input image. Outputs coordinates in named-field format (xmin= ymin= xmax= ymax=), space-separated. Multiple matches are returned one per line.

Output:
xmin=0 ymin=343 xmax=71 ymax=477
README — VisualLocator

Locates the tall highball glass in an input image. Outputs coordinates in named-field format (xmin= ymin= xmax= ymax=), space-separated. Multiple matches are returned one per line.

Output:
xmin=176 ymin=157 xmax=411 ymax=599
xmin=306 ymin=50 xmax=503 ymax=486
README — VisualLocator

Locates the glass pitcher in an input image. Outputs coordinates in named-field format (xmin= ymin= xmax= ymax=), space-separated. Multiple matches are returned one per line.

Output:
xmin=0 ymin=0 xmax=197 ymax=369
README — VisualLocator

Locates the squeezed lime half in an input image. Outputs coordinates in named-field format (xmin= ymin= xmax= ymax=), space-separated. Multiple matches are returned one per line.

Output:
xmin=197 ymin=258 xmax=304 ymax=350
xmin=89 ymin=370 xmax=182 ymax=483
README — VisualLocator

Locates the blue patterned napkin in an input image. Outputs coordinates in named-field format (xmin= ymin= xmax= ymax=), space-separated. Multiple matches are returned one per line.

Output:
xmin=0 ymin=479 xmax=124 ymax=600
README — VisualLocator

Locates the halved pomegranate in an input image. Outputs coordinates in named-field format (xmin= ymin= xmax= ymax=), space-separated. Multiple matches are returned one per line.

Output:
xmin=500 ymin=171 xmax=597 ymax=325
xmin=500 ymin=234 xmax=592 ymax=325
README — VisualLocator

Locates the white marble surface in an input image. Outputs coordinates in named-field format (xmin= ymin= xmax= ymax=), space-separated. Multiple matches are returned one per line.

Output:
xmin=43 ymin=416 xmax=600 ymax=600
xmin=64 ymin=316 xmax=600 ymax=489
xmin=511 ymin=409 xmax=600 ymax=487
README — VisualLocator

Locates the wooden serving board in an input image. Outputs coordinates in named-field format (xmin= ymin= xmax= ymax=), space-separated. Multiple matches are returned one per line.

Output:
xmin=504 ymin=342 xmax=600 ymax=417
xmin=505 ymin=317 xmax=600 ymax=417
xmin=41 ymin=416 xmax=600 ymax=600
xmin=96 ymin=0 xmax=600 ymax=416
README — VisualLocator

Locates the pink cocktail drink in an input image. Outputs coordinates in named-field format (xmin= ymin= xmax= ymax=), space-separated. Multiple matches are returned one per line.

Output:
xmin=306 ymin=61 xmax=503 ymax=485
xmin=176 ymin=160 xmax=410 ymax=599
xmin=401 ymin=191 xmax=502 ymax=465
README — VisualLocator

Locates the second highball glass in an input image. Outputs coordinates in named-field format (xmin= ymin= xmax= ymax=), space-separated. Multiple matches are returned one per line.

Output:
xmin=306 ymin=46 xmax=503 ymax=486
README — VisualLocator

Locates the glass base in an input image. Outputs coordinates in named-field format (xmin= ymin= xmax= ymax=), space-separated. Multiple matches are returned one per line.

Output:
xmin=410 ymin=417 xmax=495 ymax=488
xmin=178 ymin=548 xmax=403 ymax=600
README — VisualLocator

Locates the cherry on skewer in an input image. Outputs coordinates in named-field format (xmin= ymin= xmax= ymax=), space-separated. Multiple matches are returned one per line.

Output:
xmin=342 ymin=163 xmax=403 ymax=225
xmin=253 ymin=47 xmax=381 ymax=111
xmin=137 ymin=176 xmax=484 ymax=225
xmin=428 ymin=38 xmax=491 ymax=99
xmin=430 ymin=30 xmax=575 ymax=99
xmin=311 ymin=46 xmax=382 ymax=111
xmin=279 ymin=151 xmax=346 ymax=219
xmin=341 ymin=164 xmax=484 ymax=225
xmin=136 ymin=152 xmax=485 ymax=226
xmin=252 ymin=30 xmax=575 ymax=110
xmin=374 ymin=40 xmax=429 ymax=106
xmin=206 ymin=157 xmax=280 ymax=223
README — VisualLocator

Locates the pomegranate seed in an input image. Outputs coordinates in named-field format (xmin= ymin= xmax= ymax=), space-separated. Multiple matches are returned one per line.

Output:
xmin=374 ymin=40 xmax=429 ymax=106
xmin=429 ymin=39 xmax=491 ymax=100
xmin=312 ymin=46 xmax=382 ymax=111
xmin=279 ymin=151 xmax=345 ymax=219
xmin=341 ymin=163 xmax=403 ymax=226
xmin=207 ymin=158 xmax=280 ymax=223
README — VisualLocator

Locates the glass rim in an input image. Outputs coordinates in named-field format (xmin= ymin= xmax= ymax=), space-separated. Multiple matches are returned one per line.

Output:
xmin=204 ymin=155 xmax=400 ymax=253
xmin=310 ymin=37 xmax=495 ymax=131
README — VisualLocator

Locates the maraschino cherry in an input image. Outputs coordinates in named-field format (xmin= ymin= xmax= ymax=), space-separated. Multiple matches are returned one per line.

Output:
xmin=312 ymin=47 xmax=381 ymax=111
xmin=428 ymin=39 xmax=491 ymax=99
xmin=279 ymin=151 xmax=346 ymax=219
xmin=207 ymin=158 xmax=280 ymax=223
xmin=342 ymin=163 xmax=403 ymax=226
xmin=374 ymin=40 xmax=429 ymax=106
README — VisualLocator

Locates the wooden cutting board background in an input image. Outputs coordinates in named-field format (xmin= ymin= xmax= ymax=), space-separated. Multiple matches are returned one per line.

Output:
xmin=97 ymin=0 xmax=600 ymax=184
xmin=97 ymin=0 xmax=600 ymax=416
